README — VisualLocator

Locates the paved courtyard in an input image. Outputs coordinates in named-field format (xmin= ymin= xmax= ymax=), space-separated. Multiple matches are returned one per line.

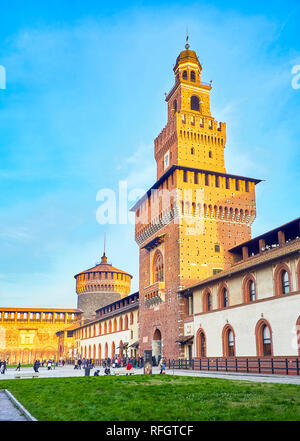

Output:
xmin=1 ymin=365 xmax=300 ymax=421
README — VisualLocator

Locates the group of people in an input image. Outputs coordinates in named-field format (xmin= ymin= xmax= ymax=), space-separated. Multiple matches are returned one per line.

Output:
xmin=73 ymin=358 xmax=95 ymax=370
xmin=0 ymin=356 xmax=166 ymax=376
xmin=102 ymin=356 xmax=144 ymax=369
xmin=33 ymin=359 xmax=57 ymax=372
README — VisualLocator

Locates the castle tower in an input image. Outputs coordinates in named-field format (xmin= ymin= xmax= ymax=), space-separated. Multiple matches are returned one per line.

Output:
xmin=74 ymin=252 xmax=132 ymax=320
xmin=131 ymin=43 xmax=261 ymax=360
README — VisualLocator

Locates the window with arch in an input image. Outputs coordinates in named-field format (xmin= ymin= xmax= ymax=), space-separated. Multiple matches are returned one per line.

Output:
xmin=262 ymin=326 xmax=271 ymax=356
xmin=203 ymin=289 xmax=212 ymax=312
xmin=274 ymin=264 xmax=292 ymax=295
xmin=153 ymin=250 xmax=164 ymax=283
xmin=222 ymin=325 xmax=235 ymax=357
xmin=173 ymin=99 xmax=177 ymax=113
xmin=256 ymin=320 xmax=272 ymax=356
xmin=243 ymin=275 xmax=256 ymax=303
xmin=220 ymin=287 xmax=229 ymax=308
xmin=125 ymin=315 xmax=129 ymax=329
xmin=130 ymin=312 xmax=134 ymax=325
xmin=196 ymin=329 xmax=206 ymax=357
xmin=190 ymin=70 xmax=196 ymax=82
xmin=119 ymin=316 xmax=123 ymax=331
xmin=281 ymin=270 xmax=290 ymax=294
xmin=191 ymin=95 xmax=200 ymax=111
xmin=227 ymin=330 xmax=235 ymax=356
xmin=249 ymin=280 xmax=256 ymax=301
xmin=182 ymin=70 xmax=188 ymax=80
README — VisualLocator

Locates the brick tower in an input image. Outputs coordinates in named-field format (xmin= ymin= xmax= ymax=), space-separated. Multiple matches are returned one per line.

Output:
xmin=131 ymin=42 xmax=260 ymax=360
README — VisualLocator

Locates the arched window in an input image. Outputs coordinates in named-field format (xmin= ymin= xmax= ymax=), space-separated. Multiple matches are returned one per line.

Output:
xmin=153 ymin=250 xmax=164 ymax=283
xmin=191 ymin=95 xmax=200 ymax=111
xmin=130 ymin=312 xmax=134 ymax=325
xmin=249 ymin=280 xmax=256 ymax=301
xmin=281 ymin=270 xmax=290 ymax=294
xmin=119 ymin=317 xmax=123 ymax=331
xmin=255 ymin=319 xmax=273 ymax=356
xmin=227 ymin=330 xmax=235 ymax=357
xmin=243 ymin=275 xmax=256 ymax=303
xmin=262 ymin=326 xmax=271 ymax=356
xmin=190 ymin=70 xmax=196 ymax=82
xmin=182 ymin=70 xmax=188 ymax=80
xmin=222 ymin=325 xmax=235 ymax=357
xmin=196 ymin=329 xmax=206 ymax=357
xmin=203 ymin=289 xmax=212 ymax=312
xmin=221 ymin=288 xmax=229 ymax=308
xmin=108 ymin=320 xmax=112 ymax=333
xmin=105 ymin=343 xmax=108 ymax=359
xmin=173 ymin=99 xmax=177 ymax=113
xmin=274 ymin=264 xmax=292 ymax=296
xmin=113 ymin=318 xmax=117 ymax=332
xmin=125 ymin=315 xmax=129 ymax=329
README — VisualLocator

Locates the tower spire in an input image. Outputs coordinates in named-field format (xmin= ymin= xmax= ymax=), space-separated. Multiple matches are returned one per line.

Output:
xmin=101 ymin=233 xmax=107 ymax=264
xmin=185 ymin=25 xmax=190 ymax=49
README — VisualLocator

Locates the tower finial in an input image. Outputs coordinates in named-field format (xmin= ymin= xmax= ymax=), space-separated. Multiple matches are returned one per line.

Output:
xmin=100 ymin=233 xmax=107 ymax=263
xmin=185 ymin=25 xmax=190 ymax=50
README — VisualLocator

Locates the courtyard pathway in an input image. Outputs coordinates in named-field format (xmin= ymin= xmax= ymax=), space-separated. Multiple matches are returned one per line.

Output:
xmin=1 ymin=364 xmax=300 ymax=384
xmin=1 ymin=364 xmax=300 ymax=421
xmin=0 ymin=390 xmax=31 ymax=421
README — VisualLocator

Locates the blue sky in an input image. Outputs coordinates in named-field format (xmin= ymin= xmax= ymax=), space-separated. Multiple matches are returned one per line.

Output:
xmin=0 ymin=0 xmax=299 ymax=308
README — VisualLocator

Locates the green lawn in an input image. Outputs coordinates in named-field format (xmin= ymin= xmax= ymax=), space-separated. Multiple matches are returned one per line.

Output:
xmin=1 ymin=375 xmax=300 ymax=421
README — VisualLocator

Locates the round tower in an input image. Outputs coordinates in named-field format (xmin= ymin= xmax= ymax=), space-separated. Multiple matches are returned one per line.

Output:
xmin=74 ymin=252 xmax=132 ymax=320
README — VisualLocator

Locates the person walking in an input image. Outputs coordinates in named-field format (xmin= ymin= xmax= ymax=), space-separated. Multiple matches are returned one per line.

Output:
xmin=33 ymin=360 xmax=39 ymax=373
xmin=1 ymin=360 xmax=6 ymax=374
xmin=47 ymin=360 xmax=52 ymax=370
xmin=78 ymin=359 xmax=82 ymax=370
xmin=159 ymin=358 xmax=166 ymax=374
xmin=16 ymin=362 xmax=21 ymax=371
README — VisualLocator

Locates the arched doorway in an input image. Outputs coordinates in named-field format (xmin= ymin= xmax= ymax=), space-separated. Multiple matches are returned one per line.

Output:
xmin=152 ymin=329 xmax=162 ymax=365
